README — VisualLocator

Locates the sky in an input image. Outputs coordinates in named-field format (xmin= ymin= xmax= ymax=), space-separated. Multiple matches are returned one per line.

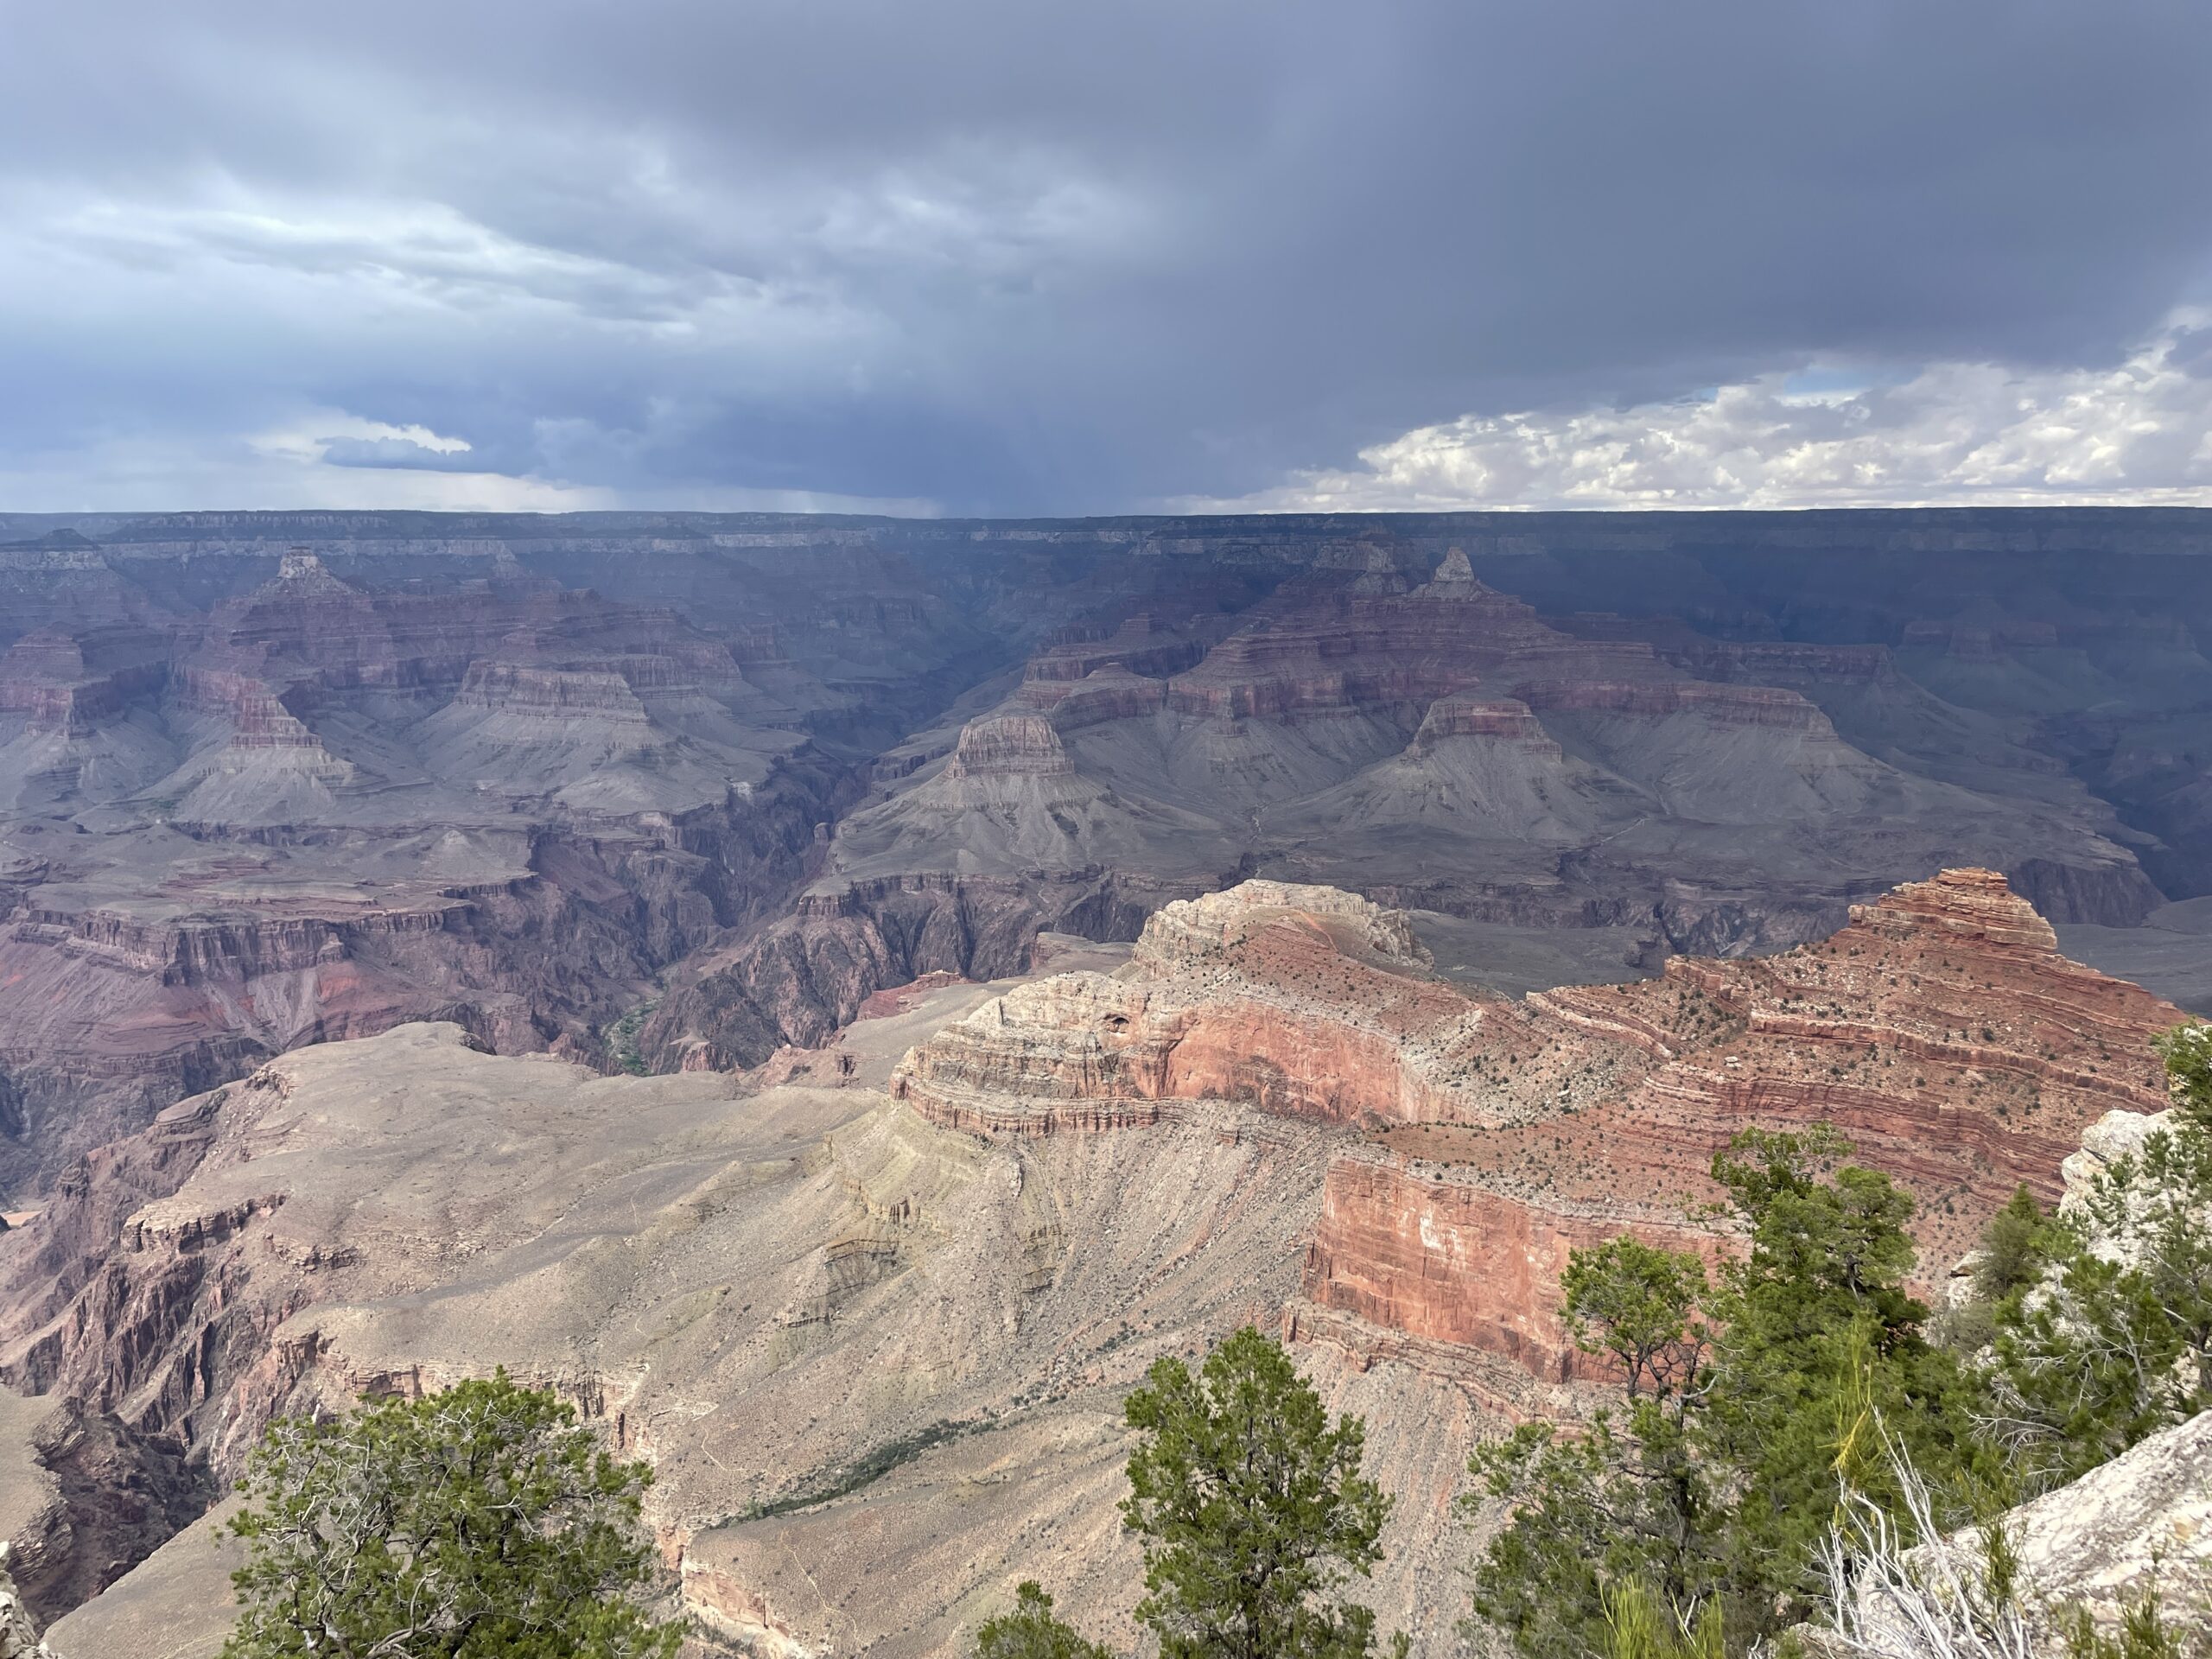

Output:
xmin=3 ymin=1 xmax=2211 ymax=518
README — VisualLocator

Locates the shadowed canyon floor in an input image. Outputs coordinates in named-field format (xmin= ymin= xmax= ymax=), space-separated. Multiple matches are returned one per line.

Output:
xmin=3 ymin=873 xmax=2183 ymax=1656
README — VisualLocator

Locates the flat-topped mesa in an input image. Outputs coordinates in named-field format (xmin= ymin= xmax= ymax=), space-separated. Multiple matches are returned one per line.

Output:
xmin=603 ymin=645 xmax=748 ymax=697
xmin=450 ymin=660 xmax=656 ymax=723
xmin=893 ymin=881 xmax=1510 ymax=1135
xmin=1163 ymin=628 xmax=1366 ymax=719
xmin=1024 ymin=665 xmax=1169 ymax=729
xmin=1021 ymin=615 xmax=1207 ymax=686
xmin=945 ymin=714 xmax=1074 ymax=779
xmin=1409 ymin=695 xmax=1553 ymax=750
xmin=887 ymin=974 xmax=1168 ymax=1135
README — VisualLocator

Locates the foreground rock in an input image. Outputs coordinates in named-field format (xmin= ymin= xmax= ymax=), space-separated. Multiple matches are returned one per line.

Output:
xmin=1981 ymin=1410 xmax=2212 ymax=1641
xmin=0 ymin=1545 xmax=52 ymax=1659
xmin=1836 ymin=1412 xmax=2212 ymax=1657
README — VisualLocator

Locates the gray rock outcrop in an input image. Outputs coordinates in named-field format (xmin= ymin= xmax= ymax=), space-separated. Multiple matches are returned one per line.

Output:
xmin=0 ymin=1546 xmax=52 ymax=1659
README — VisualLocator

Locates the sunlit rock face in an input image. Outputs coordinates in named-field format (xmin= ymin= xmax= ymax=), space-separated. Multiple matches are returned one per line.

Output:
xmin=894 ymin=870 xmax=2183 ymax=1397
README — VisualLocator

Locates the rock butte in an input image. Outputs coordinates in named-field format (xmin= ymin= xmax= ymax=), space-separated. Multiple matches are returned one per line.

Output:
xmin=895 ymin=869 xmax=2182 ymax=1397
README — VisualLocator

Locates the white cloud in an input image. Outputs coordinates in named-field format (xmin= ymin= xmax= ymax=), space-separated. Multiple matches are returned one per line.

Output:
xmin=1200 ymin=315 xmax=2212 ymax=512
xmin=250 ymin=410 xmax=474 ymax=467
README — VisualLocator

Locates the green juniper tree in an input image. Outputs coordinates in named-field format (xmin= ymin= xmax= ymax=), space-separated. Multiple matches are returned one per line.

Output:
xmin=1471 ymin=1128 xmax=1996 ymax=1659
xmin=1121 ymin=1325 xmax=1403 ymax=1659
xmin=1695 ymin=1128 xmax=1995 ymax=1618
xmin=1982 ymin=1023 xmax=2212 ymax=1488
xmin=972 ymin=1582 xmax=1116 ymax=1659
xmin=1469 ymin=1239 xmax=1717 ymax=1659
xmin=1976 ymin=1185 xmax=2050 ymax=1303
xmin=223 ymin=1372 xmax=681 ymax=1659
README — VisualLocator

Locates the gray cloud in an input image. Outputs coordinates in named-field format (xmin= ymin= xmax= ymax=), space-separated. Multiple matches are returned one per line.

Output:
xmin=3 ymin=1 xmax=2210 ymax=512
xmin=315 ymin=436 xmax=485 ymax=473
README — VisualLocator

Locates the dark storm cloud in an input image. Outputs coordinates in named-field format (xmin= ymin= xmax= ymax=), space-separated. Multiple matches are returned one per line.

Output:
xmin=3 ymin=0 xmax=2209 ymax=512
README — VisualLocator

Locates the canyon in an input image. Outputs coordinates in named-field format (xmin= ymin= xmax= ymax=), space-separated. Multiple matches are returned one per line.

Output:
xmin=0 ymin=869 xmax=2183 ymax=1656
xmin=2 ymin=509 xmax=2208 ymax=1186
xmin=2 ymin=507 xmax=2212 ymax=1650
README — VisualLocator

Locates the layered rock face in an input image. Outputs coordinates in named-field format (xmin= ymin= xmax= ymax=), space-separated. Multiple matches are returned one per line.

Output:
xmin=0 ymin=1008 xmax=1370 ymax=1656
xmin=946 ymin=714 xmax=1075 ymax=779
xmin=715 ymin=535 xmax=2165 ymax=1076
xmin=10 ymin=507 xmax=2198 ymax=1146
xmin=894 ymin=871 xmax=2182 ymax=1402
xmin=1314 ymin=870 xmax=2182 ymax=1390
xmin=0 ymin=554 xmax=875 ymax=1181
xmin=893 ymin=882 xmax=1497 ymax=1134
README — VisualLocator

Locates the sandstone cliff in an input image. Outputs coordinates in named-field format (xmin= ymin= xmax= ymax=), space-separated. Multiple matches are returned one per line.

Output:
xmin=893 ymin=870 xmax=2182 ymax=1400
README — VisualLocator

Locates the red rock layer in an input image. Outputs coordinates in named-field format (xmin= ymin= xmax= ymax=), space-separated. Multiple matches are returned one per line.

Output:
xmin=1301 ymin=1154 xmax=1724 ymax=1388
xmin=1305 ymin=869 xmax=2183 ymax=1385
xmin=893 ymin=883 xmax=1522 ymax=1134
xmin=893 ymin=870 xmax=2188 ymax=1395
xmin=0 ymin=628 xmax=168 ymax=734
xmin=170 ymin=666 xmax=334 ymax=751
xmin=1020 ymin=666 xmax=1169 ymax=729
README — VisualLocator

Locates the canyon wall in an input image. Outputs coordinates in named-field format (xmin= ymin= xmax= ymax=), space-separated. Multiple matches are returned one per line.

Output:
xmin=892 ymin=870 xmax=2183 ymax=1403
